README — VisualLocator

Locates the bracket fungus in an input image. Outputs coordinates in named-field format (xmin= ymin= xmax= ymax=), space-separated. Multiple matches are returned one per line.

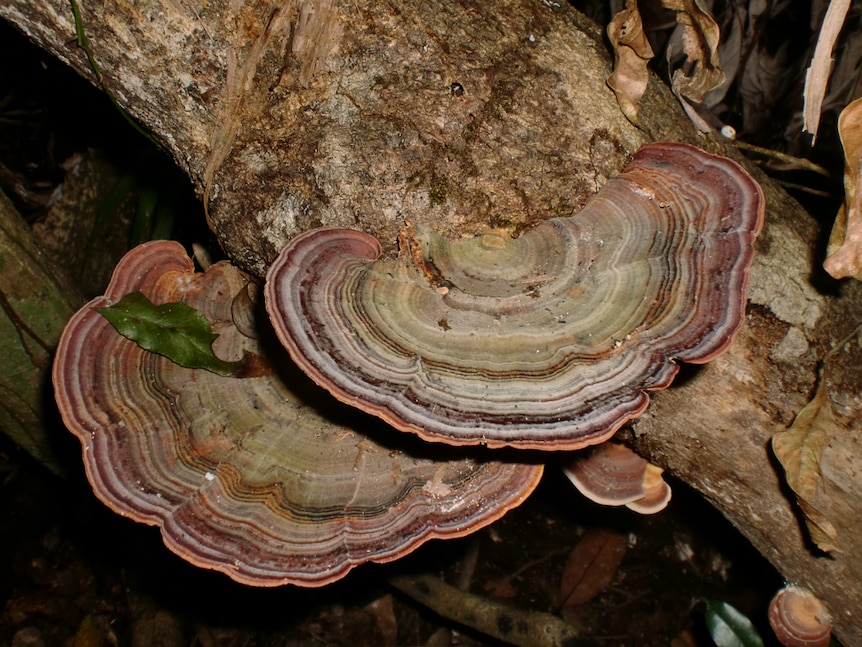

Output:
xmin=53 ymin=241 xmax=542 ymax=586
xmin=769 ymin=586 xmax=832 ymax=647
xmin=563 ymin=442 xmax=672 ymax=514
xmin=265 ymin=142 xmax=764 ymax=451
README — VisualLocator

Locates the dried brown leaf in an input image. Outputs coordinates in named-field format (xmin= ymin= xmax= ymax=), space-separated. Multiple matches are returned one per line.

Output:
xmin=363 ymin=594 xmax=398 ymax=646
xmin=483 ymin=576 xmax=519 ymax=599
xmin=803 ymin=0 xmax=852 ymax=142
xmin=772 ymin=378 xmax=840 ymax=552
xmin=559 ymin=528 xmax=628 ymax=608
xmin=816 ymin=9 xmax=862 ymax=118
xmin=607 ymin=0 xmax=655 ymax=125
xmin=663 ymin=0 xmax=725 ymax=131
xmin=824 ymin=98 xmax=862 ymax=280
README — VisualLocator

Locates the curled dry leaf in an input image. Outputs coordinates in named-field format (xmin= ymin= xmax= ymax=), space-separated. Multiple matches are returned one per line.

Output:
xmin=771 ymin=377 xmax=840 ymax=553
xmin=664 ymin=0 xmax=725 ymax=132
xmin=559 ymin=528 xmax=628 ymax=609
xmin=823 ymin=97 xmax=862 ymax=280
xmin=53 ymin=241 xmax=542 ymax=586
xmin=803 ymin=0 xmax=852 ymax=142
xmin=607 ymin=0 xmax=655 ymax=125
xmin=605 ymin=0 xmax=723 ymax=129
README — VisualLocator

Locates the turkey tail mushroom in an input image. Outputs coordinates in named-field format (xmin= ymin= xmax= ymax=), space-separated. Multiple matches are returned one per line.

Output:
xmin=563 ymin=442 xmax=671 ymax=514
xmin=52 ymin=241 xmax=542 ymax=587
xmin=264 ymin=142 xmax=764 ymax=451
xmin=769 ymin=586 xmax=832 ymax=647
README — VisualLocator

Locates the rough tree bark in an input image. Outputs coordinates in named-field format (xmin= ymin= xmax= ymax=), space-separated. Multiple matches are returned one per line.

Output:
xmin=2 ymin=0 xmax=861 ymax=642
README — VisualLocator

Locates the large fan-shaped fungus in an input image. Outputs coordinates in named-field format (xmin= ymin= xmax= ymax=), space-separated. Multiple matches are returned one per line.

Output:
xmin=265 ymin=142 xmax=764 ymax=450
xmin=53 ymin=241 xmax=542 ymax=586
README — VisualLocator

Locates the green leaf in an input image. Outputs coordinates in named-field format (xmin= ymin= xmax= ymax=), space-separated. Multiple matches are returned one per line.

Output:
xmin=704 ymin=600 xmax=765 ymax=647
xmin=95 ymin=291 xmax=243 ymax=377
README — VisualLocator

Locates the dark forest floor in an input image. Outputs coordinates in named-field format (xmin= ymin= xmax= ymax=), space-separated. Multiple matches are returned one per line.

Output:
xmin=1 ymin=439 xmax=784 ymax=646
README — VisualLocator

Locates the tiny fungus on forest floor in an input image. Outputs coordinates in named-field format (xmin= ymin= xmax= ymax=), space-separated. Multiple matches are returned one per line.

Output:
xmin=265 ymin=142 xmax=764 ymax=451
xmin=769 ymin=586 xmax=833 ymax=647
xmin=52 ymin=241 xmax=542 ymax=587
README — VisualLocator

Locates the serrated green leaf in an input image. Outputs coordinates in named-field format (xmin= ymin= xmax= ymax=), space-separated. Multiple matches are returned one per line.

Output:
xmin=704 ymin=600 xmax=765 ymax=647
xmin=95 ymin=291 xmax=242 ymax=376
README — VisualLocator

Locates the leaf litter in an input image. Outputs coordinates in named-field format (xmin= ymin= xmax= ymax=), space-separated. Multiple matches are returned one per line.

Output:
xmin=559 ymin=528 xmax=629 ymax=609
xmin=803 ymin=0 xmax=853 ymax=142
xmin=824 ymin=98 xmax=862 ymax=280
xmin=772 ymin=322 xmax=862 ymax=553
xmin=606 ymin=0 xmax=725 ymax=130
xmin=607 ymin=0 xmax=655 ymax=124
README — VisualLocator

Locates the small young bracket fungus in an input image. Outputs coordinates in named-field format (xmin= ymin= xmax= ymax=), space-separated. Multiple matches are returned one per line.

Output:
xmin=563 ymin=442 xmax=671 ymax=514
xmin=769 ymin=586 xmax=832 ymax=647
xmin=52 ymin=241 xmax=542 ymax=587
xmin=265 ymin=142 xmax=764 ymax=450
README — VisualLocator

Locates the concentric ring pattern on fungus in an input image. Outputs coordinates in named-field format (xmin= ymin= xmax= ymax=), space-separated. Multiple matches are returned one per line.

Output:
xmin=265 ymin=143 xmax=764 ymax=450
xmin=53 ymin=241 xmax=542 ymax=586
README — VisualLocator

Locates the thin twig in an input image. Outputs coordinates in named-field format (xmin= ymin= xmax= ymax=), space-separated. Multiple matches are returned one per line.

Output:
xmin=729 ymin=139 xmax=831 ymax=177
xmin=388 ymin=572 xmax=584 ymax=647
xmin=824 ymin=321 xmax=862 ymax=364
xmin=774 ymin=181 xmax=833 ymax=198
